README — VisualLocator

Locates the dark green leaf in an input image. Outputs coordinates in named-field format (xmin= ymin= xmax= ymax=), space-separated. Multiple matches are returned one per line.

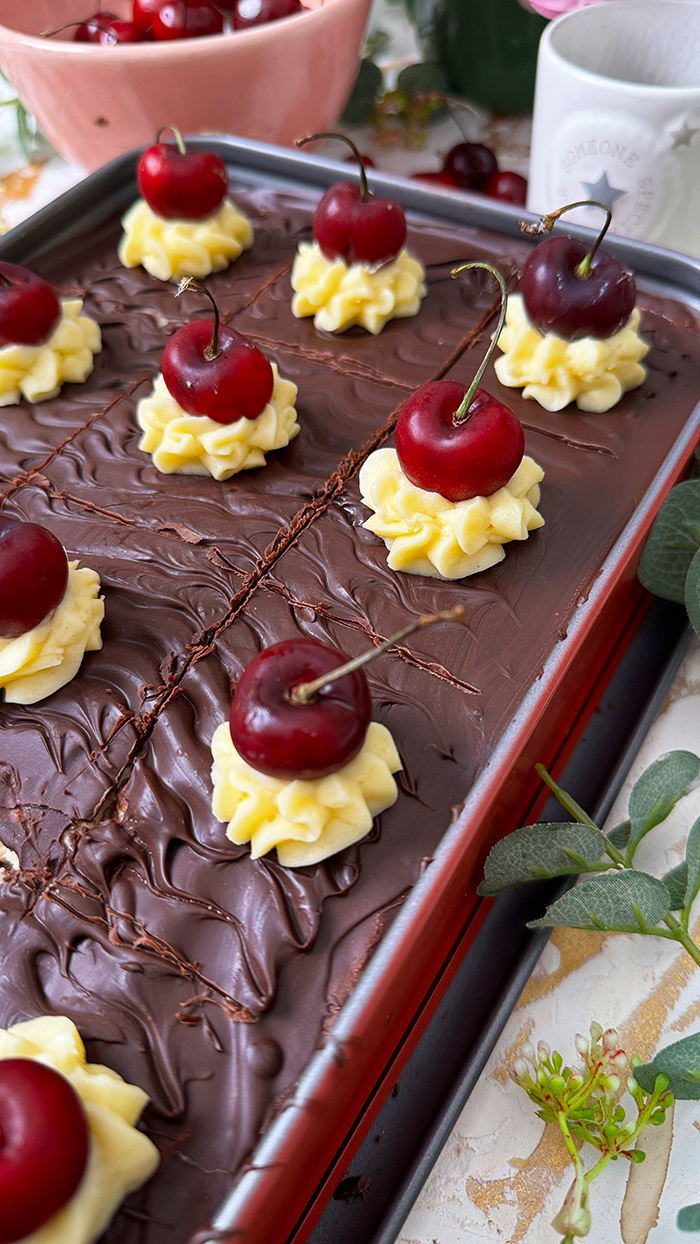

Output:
xmin=341 ymin=59 xmax=383 ymax=126
xmin=662 ymin=861 xmax=688 ymax=911
xmin=678 ymin=1204 xmax=700 ymax=1232
xmin=686 ymin=547 xmax=700 ymax=639
xmin=528 ymin=871 xmax=670 ymax=934
xmin=627 ymin=751 xmax=700 ymax=857
xmin=685 ymin=815 xmax=700 ymax=912
xmin=478 ymin=822 xmax=607 ymax=896
xmin=607 ymin=820 xmax=631 ymax=849
xmin=636 ymin=1031 xmax=700 ymax=1100
xmin=364 ymin=27 xmax=390 ymax=59
xmin=638 ymin=480 xmax=700 ymax=603
xmin=397 ymin=62 xmax=448 ymax=97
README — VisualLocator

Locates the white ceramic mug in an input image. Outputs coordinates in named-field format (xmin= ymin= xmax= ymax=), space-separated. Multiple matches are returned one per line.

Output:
xmin=528 ymin=0 xmax=700 ymax=257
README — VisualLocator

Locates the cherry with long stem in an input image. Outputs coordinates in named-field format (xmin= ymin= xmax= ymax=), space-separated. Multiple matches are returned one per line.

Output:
xmin=156 ymin=125 xmax=188 ymax=155
xmin=177 ymin=277 xmax=221 ymax=360
xmin=449 ymin=261 xmax=508 ymax=425
xmin=520 ymin=200 xmax=612 ymax=280
xmin=296 ymin=132 xmax=370 ymax=201
xmin=291 ymin=606 xmax=466 ymax=705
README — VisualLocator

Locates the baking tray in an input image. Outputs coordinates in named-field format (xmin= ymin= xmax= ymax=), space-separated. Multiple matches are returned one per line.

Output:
xmin=307 ymin=599 xmax=691 ymax=1244
xmin=3 ymin=137 xmax=700 ymax=1244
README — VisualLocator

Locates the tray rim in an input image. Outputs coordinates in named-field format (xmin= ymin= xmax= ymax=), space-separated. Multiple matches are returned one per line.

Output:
xmin=3 ymin=135 xmax=700 ymax=1244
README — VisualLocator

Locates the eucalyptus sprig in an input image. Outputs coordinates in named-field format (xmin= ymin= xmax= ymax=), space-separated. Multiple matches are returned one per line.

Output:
xmin=638 ymin=477 xmax=700 ymax=635
xmin=512 ymin=1022 xmax=672 ymax=1242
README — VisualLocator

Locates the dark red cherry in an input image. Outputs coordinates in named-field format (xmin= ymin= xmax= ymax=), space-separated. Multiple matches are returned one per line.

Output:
xmin=297 ymin=133 xmax=406 ymax=267
xmin=345 ymin=153 xmax=375 ymax=168
xmin=520 ymin=234 xmax=636 ymax=341
xmin=137 ymin=132 xmax=227 ymax=220
xmin=229 ymin=639 xmax=372 ymax=780
xmin=132 ymin=0 xmax=163 ymax=36
xmin=95 ymin=17 xmax=142 ymax=42
xmin=73 ymin=10 xmax=118 ymax=40
xmin=485 ymin=170 xmax=527 ymax=205
xmin=232 ymin=0 xmax=302 ymax=28
xmin=443 ymin=143 xmax=498 ymax=191
xmin=395 ymin=380 xmax=524 ymax=503
xmin=0 ymin=517 xmax=69 ymax=640
xmin=152 ymin=0 xmax=223 ymax=39
xmin=0 ymin=1058 xmax=89 ymax=1243
xmin=410 ymin=170 xmax=459 ymax=188
xmin=0 ymin=263 xmax=61 ymax=348
xmin=162 ymin=294 xmax=273 ymax=423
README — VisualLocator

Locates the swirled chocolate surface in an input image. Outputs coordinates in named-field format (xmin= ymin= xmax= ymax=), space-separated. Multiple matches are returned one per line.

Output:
xmin=1 ymin=182 xmax=700 ymax=1242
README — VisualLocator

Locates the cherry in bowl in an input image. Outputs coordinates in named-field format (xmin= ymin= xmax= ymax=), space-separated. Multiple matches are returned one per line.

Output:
xmin=0 ymin=517 xmax=69 ymax=641
xmin=0 ymin=1058 xmax=89 ymax=1243
xmin=152 ymin=0 xmax=223 ymax=39
xmin=232 ymin=0 xmax=303 ymax=29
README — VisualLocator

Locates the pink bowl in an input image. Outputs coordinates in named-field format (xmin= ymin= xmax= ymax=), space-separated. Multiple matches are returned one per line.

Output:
xmin=0 ymin=0 xmax=372 ymax=172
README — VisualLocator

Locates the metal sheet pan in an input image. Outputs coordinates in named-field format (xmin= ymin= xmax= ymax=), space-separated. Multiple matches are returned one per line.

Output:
xmin=3 ymin=137 xmax=699 ymax=1244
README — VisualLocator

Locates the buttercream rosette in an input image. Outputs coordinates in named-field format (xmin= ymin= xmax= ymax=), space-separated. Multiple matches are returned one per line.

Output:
xmin=359 ymin=448 xmax=544 ymax=580
xmin=119 ymin=198 xmax=253 ymax=283
xmin=291 ymin=240 xmax=427 ymax=334
xmin=0 ymin=299 xmax=101 ymax=407
xmin=0 ymin=1016 xmax=158 ymax=1244
xmin=211 ymin=719 xmax=401 ymax=867
xmin=0 ymin=562 xmax=104 ymax=705
xmin=136 ymin=364 xmax=299 ymax=480
xmin=494 ymin=293 xmax=649 ymax=413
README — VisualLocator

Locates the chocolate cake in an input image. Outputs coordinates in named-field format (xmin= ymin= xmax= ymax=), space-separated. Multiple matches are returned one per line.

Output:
xmin=1 ymin=176 xmax=700 ymax=1243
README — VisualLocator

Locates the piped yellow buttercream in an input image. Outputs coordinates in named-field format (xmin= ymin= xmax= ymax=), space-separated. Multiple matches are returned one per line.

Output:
xmin=0 ymin=300 xmax=101 ymax=407
xmin=359 ymin=448 xmax=544 ymax=580
xmin=0 ymin=562 xmax=104 ymax=705
xmin=290 ymin=240 xmax=427 ymax=334
xmin=0 ymin=1016 xmax=158 ymax=1244
xmin=494 ymin=293 xmax=649 ymax=413
xmin=211 ymin=720 xmax=401 ymax=868
xmin=118 ymin=198 xmax=253 ymax=283
xmin=136 ymin=364 xmax=299 ymax=480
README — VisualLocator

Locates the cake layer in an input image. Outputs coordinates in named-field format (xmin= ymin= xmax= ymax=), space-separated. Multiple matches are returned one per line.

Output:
xmin=1 ymin=179 xmax=699 ymax=1244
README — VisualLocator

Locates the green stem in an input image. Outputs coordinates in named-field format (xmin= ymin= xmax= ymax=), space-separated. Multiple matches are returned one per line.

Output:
xmin=664 ymin=911 xmax=700 ymax=967
xmin=449 ymin=262 xmax=508 ymax=423
xmin=520 ymin=199 xmax=612 ymax=278
xmin=558 ymin=1111 xmax=584 ymax=1177
xmin=583 ymin=1148 xmax=614 ymax=1185
xmin=156 ymin=126 xmax=187 ymax=155
xmin=535 ymin=763 xmax=599 ymax=830
xmin=295 ymin=132 xmax=369 ymax=201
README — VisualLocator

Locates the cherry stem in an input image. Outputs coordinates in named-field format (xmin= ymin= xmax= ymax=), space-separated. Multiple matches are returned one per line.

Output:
xmin=296 ymin=132 xmax=370 ymax=202
xmin=450 ymin=262 xmax=508 ymax=425
xmin=40 ymin=17 xmax=115 ymax=38
xmin=176 ymin=277 xmax=221 ymax=360
xmin=520 ymin=199 xmax=612 ymax=280
xmin=156 ymin=126 xmax=188 ymax=156
xmin=290 ymin=606 xmax=467 ymax=706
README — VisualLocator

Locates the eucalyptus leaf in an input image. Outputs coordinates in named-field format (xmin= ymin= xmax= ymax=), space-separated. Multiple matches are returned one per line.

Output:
xmin=528 ymin=871 xmax=670 ymax=934
xmin=478 ymin=823 xmax=607 ymax=896
xmin=638 ymin=480 xmax=700 ymax=603
xmin=627 ymin=751 xmax=700 ymax=858
xmin=678 ymin=1203 xmax=700 ymax=1232
xmin=685 ymin=547 xmax=700 ymax=639
xmin=684 ymin=816 xmax=700 ymax=912
xmin=636 ymin=1031 xmax=700 ymax=1100
xmin=341 ymin=59 xmax=383 ymax=126
xmin=397 ymin=62 xmax=448 ymax=97
xmin=662 ymin=861 xmax=688 ymax=911
xmin=607 ymin=820 xmax=631 ymax=850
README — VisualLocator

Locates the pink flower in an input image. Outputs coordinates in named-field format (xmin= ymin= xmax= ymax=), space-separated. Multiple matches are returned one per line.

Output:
xmin=520 ymin=0 xmax=618 ymax=17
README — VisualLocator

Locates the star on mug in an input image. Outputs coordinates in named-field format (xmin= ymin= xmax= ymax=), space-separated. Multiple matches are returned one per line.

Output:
xmin=579 ymin=172 xmax=627 ymax=210
xmin=670 ymin=121 xmax=698 ymax=148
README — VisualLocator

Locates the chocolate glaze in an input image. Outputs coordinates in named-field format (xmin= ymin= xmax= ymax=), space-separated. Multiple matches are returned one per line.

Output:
xmin=1 ymin=183 xmax=700 ymax=1242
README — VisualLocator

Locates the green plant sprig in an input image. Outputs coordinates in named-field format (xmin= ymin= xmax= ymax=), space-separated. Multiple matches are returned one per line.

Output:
xmin=638 ymin=476 xmax=700 ymax=636
xmin=512 ymin=1022 xmax=672 ymax=1242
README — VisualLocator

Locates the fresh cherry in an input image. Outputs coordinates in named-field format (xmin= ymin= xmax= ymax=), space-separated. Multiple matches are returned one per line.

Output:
xmin=0 ymin=1058 xmax=89 ymax=1243
xmin=520 ymin=200 xmax=636 ymax=341
xmin=0 ymin=517 xmax=69 ymax=640
xmin=297 ymin=133 xmax=406 ymax=268
xmin=137 ymin=128 xmax=228 ymax=220
xmin=485 ymin=171 xmax=527 ymax=205
xmin=0 ymin=263 xmax=61 ymax=348
xmin=162 ymin=280 xmax=273 ymax=423
xmin=410 ymin=170 xmax=459 ymax=188
xmin=395 ymin=263 xmax=524 ymax=503
xmin=232 ymin=0 xmax=302 ymax=28
xmin=95 ymin=17 xmax=142 ymax=42
xmin=152 ymin=0 xmax=223 ymax=39
xmin=230 ymin=639 xmax=372 ymax=780
xmin=443 ymin=143 xmax=498 ymax=191
xmin=73 ymin=10 xmax=118 ymax=40
xmin=132 ymin=0 xmax=163 ymax=36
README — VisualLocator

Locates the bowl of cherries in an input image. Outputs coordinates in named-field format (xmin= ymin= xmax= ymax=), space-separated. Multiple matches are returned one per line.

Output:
xmin=0 ymin=0 xmax=372 ymax=171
